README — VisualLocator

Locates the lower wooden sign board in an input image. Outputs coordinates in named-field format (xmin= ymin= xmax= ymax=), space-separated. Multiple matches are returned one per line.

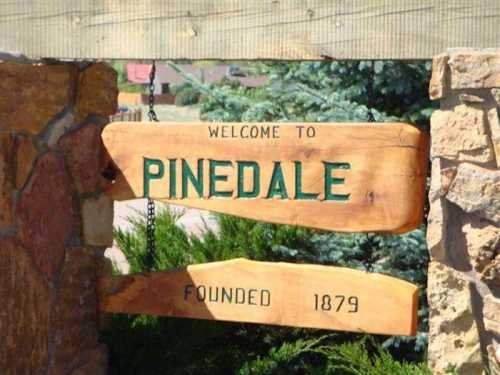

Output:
xmin=102 ymin=122 xmax=428 ymax=234
xmin=99 ymin=259 xmax=418 ymax=336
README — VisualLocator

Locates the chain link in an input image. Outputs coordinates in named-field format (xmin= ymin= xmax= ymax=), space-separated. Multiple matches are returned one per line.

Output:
xmin=145 ymin=61 xmax=159 ymax=270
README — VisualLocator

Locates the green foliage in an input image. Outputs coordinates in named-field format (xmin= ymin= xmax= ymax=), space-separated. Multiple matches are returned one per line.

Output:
xmin=272 ymin=229 xmax=429 ymax=355
xmin=174 ymin=83 xmax=201 ymax=106
xmin=189 ymin=60 xmax=433 ymax=354
xmin=114 ymin=207 xmax=311 ymax=272
xmin=105 ymin=210 xmax=430 ymax=374
xmin=105 ymin=60 xmax=434 ymax=373
xmin=193 ymin=61 xmax=435 ymax=126
xmin=239 ymin=336 xmax=432 ymax=375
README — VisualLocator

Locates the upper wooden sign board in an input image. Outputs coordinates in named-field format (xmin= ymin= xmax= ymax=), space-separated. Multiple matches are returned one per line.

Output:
xmin=0 ymin=0 xmax=498 ymax=60
xmin=102 ymin=122 xmax=428 ymax=233
xmin=99 ymin=258 xmax=418 ymax=336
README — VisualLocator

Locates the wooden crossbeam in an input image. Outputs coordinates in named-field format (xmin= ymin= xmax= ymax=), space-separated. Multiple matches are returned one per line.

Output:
xmin=0 ymin=0 xmax=498 ymax=60
xmin=102 ymin=122 xmax=428 ymax=234
xmin=99 ymin=259 xmax=419 ymax=336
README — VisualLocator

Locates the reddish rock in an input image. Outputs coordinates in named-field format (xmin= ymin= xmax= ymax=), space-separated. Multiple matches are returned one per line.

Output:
xmin=76 ymin=63 xmax=118 ymax=119
xmin=0 ymin=132 xmax=15 ymax=229
xmin=0 ymin=62 xmax=78 ymax=134
xmin=49 ymin=247 xmax=101 ymax=375
xmin=68 ymin=345 xmax=108 ymax=375
xmin=16 ymin=153 xmax=76 ymax=280
xmin=59 ymin=123 xmax=107 ymax=194
xmin=15 ymin=133 xmax=38 ymax=189
xmin=0 ymin=240 xmax=51 ymax=373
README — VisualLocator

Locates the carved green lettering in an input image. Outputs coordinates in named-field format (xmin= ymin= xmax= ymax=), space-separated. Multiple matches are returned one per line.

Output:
xmin=237 ymin=161 xmax=260 ymax=198
xmin=169 ymin=159 xmax=177 ymax=198
xmin=324 ymin=162 xmax=350 ymax=201
xmin=182 ymin=159 xmax=204 ymax=198
xmin=209 ymin=160 xmax=233 ymax=198
xmin=143 ymin=158 xmax=164 ymax=198
xmin=266 ymin=162 xmax=289 ymax=199
xmin=294 ymin=161 xmax=319 ymax=200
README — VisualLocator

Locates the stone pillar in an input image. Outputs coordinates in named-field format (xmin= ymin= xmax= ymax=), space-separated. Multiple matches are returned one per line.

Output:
xmin=428 ymin=50 xmax=500 ymax=374
xmin=0 ymin=59 xmax=117 ymax=374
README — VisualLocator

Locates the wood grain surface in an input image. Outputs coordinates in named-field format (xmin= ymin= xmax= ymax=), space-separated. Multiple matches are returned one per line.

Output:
xmin=0 ymin=0 xmax=498 ymax=60
xmin=102 ymin=122 xmax=428 ymax=233
xmin=99 ymin=259 xmax=419 ymax=336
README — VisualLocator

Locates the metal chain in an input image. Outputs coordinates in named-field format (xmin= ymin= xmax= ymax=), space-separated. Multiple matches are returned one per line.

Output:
xmin=145 ymin=61 xmax=159 ymax=270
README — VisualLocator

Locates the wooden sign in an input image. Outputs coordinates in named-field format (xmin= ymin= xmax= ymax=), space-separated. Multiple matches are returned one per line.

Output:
xmin=99 ymin=259 xmax=418 ymax=336
xmin=102 ymin=122 xmax=428 ymax=233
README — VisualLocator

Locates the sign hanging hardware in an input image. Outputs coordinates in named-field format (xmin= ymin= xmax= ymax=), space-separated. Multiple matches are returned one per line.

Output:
xmin=145 ymin=60 xmax=159 ymax=270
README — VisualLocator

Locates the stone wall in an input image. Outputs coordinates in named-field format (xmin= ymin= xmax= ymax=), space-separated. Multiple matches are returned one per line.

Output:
xmin=428 ymin=50 xmax=500 ymax=374
xmin=0 ymin=59 xmax=117 ymax=374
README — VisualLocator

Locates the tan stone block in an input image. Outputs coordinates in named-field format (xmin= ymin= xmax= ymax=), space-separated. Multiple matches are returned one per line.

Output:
xmin=0 ymin=240 xmax=50 ymax=373
xmin=483 ymin=294 xmax=500 ymax=334
xmin=430 ymin=54 xmax=449 ymax=100
xmin=76 ymin=63 xmax=118 ymax=119
xmin=427 ymin=159 xmax=448 ymax=261
xmin=488 ymin=107 xmax=500 ymax=167
xmin=449 ymin=52 xmax=500 ymax=89
xmin=0 ymin=62 xmax=78 ymax=134
xmin=481 ymin=254 xmax=500 ymax=288
xmin=15 ymin=134 xmax=37 ymax=189
xmin=0 ymin=131 xmax=14 ymax=229
xmin=440 ymin=167 xmax=457 ymax=196
xmin=427 ymin=261 xmax=483 ymax=375
xmin=462 ymin=216 xmax=499 ymax=273
xmin=487 ymin=343 xmax=500 ymax=372
xmin=458 ymin=93 xmax=485 ymax=104
xmin=82 ymin=195 xmax=114 ymax=247
xmin=49 ymin=247 xmax=100 ymax=375
xmin=431 ymin=105 xmax=494 ymax=163
xmin=446 ymin=163 xmax=500 ymax=224
xmin=493 ymin=89 xmax=500 ymax=106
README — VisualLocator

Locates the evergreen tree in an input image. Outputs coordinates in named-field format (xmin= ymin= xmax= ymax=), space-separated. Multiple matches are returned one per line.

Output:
xmin=103 ymin=61 xmax=435 ymax=373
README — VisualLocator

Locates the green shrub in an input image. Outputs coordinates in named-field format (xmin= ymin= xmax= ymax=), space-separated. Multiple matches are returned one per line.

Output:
xmin=238 ymin=337 xmax=432 ymax=375
xmin=104 ymin=60 xmax=434 ymax=373
xmin=104 ymin=209 xmax=430 ymax=374
xmin=177 ymin=60 xmax=433 ymax=355
xmin=175 ymin=85 xmax=201 ymax=106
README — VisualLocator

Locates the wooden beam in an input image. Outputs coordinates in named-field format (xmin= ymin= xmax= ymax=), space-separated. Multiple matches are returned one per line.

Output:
xmin=101 ymin=122 xmax=428 ymax=234
xmin=99 ymin=259 xmax=419 ymax=336
xmin=0 ymin=0 xmax=498 ymax=60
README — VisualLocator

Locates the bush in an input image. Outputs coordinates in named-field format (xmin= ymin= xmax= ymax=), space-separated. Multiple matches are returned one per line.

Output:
xmin=174 ymin=85 xmax=201 ymax=106
xmin=104 ymin=60 xmax=434 ymax=373
xmin=104 ymin=209 xmax=430 ymax=374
